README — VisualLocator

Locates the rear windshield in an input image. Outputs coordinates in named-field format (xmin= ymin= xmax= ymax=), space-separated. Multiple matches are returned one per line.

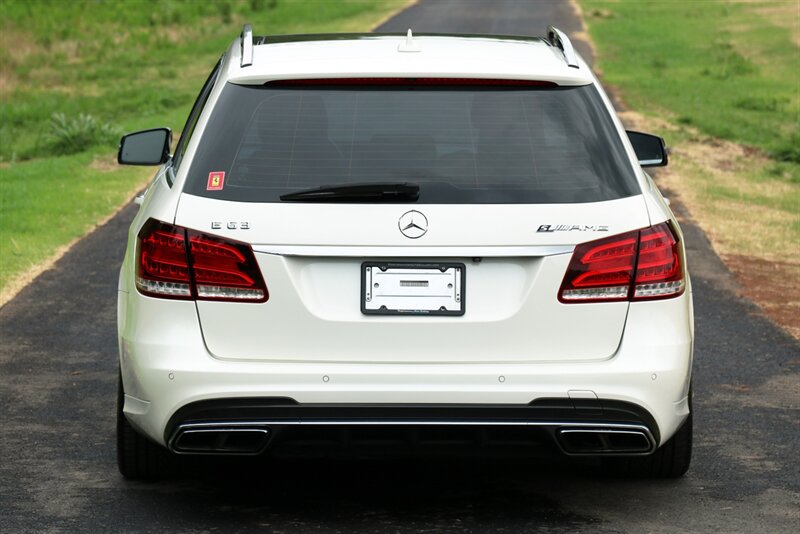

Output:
xmin=183 ymin=83 xmax=639 ymax=203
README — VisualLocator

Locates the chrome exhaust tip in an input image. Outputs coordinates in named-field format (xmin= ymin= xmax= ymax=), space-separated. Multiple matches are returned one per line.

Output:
xmin=170 ymin=424 xmax=271 ymax=455
xmin=556 ymin=428 xmax=654 ymax=455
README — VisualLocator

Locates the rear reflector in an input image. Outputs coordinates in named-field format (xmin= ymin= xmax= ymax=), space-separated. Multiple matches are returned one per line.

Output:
xmin=136 ymin=219 xmax=268 ymax=303
xmin=559 ymin=223 xmax=684 ymax=303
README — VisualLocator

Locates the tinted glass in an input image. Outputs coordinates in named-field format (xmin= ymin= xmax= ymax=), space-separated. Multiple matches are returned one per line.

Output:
xmin=172 ymin=59 xmax=221 ymax=172
xmin=184 ymin=83 xmax=639 ymax=203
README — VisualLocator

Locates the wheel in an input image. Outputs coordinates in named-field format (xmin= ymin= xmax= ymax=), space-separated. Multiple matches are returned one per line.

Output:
xmin=603 ymin=412 xmax=692 ymax=478
xmin=117 ymin=375 xmax=174 ymax=480
xmin=603 ymin=405 xmax=692 ymax=479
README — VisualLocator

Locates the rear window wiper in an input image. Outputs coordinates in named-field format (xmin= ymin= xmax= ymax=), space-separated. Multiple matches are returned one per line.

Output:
xmin=280 ymin=182 xmax=420 ymax=202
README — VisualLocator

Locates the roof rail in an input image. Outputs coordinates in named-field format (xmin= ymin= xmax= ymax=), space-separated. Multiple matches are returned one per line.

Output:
xmin=241 ymin=23 xmax=253 ymax=67
xmin=546 ymin=26 xmax=579 ymax=69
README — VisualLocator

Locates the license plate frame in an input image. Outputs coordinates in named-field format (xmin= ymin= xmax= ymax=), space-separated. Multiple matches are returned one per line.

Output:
xmin=361 ymin=262 xmax=465 ymax=316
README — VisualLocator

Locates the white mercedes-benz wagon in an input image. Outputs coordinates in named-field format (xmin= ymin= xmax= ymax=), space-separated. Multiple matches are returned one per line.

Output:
xmin=116 ymin=25 xmax=693 ymax=479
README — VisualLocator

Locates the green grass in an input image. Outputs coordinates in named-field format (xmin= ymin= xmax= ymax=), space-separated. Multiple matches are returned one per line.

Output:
xmin=0 ymin=0 xmax=407 ymax=296
xmin=579 ymin=0 xmax=800 ymax=263
xmin=579 ymin=1 xmax=800 ymax=162
xmin=0 ymin=0 xmax=408 ymax=161
xmin=0 ymin=150 xmax=149 ymax=288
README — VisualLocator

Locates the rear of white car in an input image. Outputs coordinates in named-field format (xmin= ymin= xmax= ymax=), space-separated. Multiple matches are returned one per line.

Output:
xmin=116 ymin=27 xmax=693 ymax=479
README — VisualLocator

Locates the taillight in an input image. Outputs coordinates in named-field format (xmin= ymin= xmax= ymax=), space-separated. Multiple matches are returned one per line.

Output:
xmin=632 ymin=224 xmax=685 ymax=299
xmin=136 ymin=219 xmax=268 ymax=303
xmin=188 ymin=231 xmax=268 ymax=302
xmin=136 ymin=221 xmax=192 ymax=299
xmin=558 ymin=222 xmax=684 ymax=303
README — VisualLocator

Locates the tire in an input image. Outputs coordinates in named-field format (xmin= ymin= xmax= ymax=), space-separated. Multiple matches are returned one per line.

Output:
xmin=602 ymin=411 xmax=692 ymax=479
xmin=117 ymin=376 xmax=174 ymax=480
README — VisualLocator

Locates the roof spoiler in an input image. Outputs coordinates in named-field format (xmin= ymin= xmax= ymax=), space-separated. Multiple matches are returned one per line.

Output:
xmin=239 ymin=24 xmax=578 ymax=70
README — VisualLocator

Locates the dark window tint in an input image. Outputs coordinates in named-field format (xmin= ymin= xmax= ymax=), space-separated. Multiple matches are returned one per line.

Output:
xmin=172 ymin=59 xmax=222 ymax=174
xmin=183 ymin=83 xmax=639 ymax=203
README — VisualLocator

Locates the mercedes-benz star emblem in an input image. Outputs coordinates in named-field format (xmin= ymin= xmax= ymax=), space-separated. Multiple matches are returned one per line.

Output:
xmin=398 ymin=210 xmax=428 ymax=239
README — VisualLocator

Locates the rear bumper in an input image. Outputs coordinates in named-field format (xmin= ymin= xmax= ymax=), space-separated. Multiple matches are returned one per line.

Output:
xmin=118 ymin=289 xmax=693 ymax=451
xmin=164 ymin=398 xmax=659 ymax=456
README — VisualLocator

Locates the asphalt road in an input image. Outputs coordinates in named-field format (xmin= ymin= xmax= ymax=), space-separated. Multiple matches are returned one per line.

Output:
xmin=1 ymin=1 xmax=798 ymax=532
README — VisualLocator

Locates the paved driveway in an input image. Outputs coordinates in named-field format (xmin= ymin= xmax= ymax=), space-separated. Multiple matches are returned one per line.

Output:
xmin=1 ymin=1 xmax=798 ymax=531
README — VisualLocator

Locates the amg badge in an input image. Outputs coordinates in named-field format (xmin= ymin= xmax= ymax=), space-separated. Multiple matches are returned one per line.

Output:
xmin=537 ymin=224 xmax=609 ymax=233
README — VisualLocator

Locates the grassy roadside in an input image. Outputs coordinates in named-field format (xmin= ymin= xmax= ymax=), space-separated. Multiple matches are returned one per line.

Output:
xmin=0 ymin=0 xmax=409 ymax=301
xmin=578 ymin=0 xmax=800 ymax=338
xmin=0 ymin=151 xmax=150 ymax=297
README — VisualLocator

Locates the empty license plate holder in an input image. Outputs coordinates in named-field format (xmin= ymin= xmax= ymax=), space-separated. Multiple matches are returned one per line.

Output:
xmin=361 ymin=262 xmax=465 ymax=316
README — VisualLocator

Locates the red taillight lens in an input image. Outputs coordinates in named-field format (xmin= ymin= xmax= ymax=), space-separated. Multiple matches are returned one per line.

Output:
xmin=136 ymin=220 xmax=268 ymax=303
xmin=136 ymin=221 xmax=192 ymax=299
xmin=558 ymin=230 xmax=638 ymax=302
xmin=188 ymin=231 xmax=268 ymax=302
xmin=633 ymin=223 xmax=685 ymax=300
xmin=559 ymin=223 xmax=685 ymax=303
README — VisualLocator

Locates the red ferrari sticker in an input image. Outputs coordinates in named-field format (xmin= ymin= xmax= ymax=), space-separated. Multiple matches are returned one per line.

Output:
xmin=207 ymin=171 xmax=225 ymax=191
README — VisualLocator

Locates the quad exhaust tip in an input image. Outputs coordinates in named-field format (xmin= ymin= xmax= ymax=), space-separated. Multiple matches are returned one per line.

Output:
xmin=171 ymin=425 xmax=271 ymax=455
xmin=170 ymin=422 xmax=655 ymax=456
xmin=556 ymin=428 xmax=654 ymax=454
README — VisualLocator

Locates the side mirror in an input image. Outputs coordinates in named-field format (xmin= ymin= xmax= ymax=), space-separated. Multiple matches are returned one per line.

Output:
xmin=118 ymin=128 xmax=171 ymax=165
xmin=626 ymin=130 xmax=668 ymax=167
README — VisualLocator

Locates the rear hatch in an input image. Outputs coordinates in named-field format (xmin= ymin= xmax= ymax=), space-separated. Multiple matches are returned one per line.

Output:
xmin=174 ymin=79 xmax=647 ymax=364
xmin=176 ymin=196 xmax=648 ymax=363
